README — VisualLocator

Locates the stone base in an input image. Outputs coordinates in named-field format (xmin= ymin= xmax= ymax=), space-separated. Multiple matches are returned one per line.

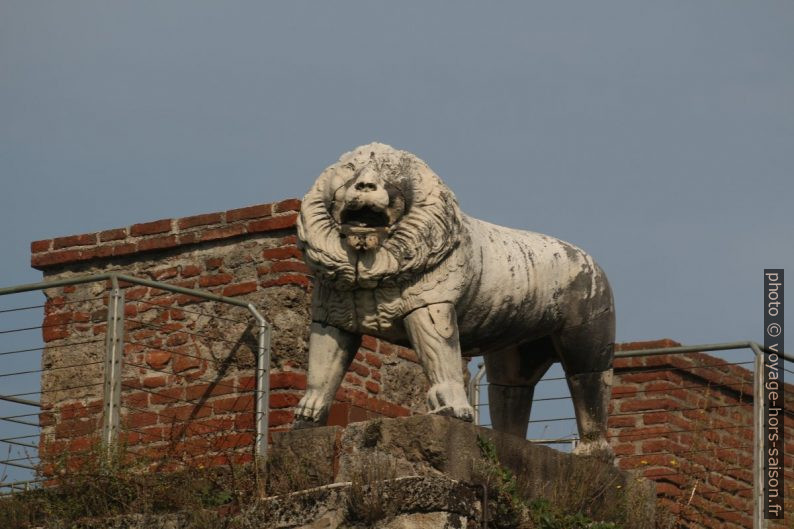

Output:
xmin=75 ymin=415 xmax=655 ymax=529
xmin=261 ymin=414 xmax=655 ymax=528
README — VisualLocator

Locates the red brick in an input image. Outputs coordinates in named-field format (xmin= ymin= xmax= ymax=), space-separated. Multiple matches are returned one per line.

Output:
xmin=327 ymin=402 xmax=350 ymax=427
xmin=358 ymin=335 xmax=377 ymax=352
xmin=100 ymin=228 xmax=127 ymax=242
xmin=31 ymin=239 xmax=51 ymax=253
xmin=145 ymin=350 xmax=171 ymax=370
xmin=54 ymin=417 xmax=98 ymax=439
xmin=620 ymin=398 xmax=678 ymax=413
xmin=138 ymin=234 xmax=178 ymax=252
xmin=44 ymin=312 xmax=72 ymax=326
xmin=238 ymin=375 xmax=256 ymax=391
xmin=150 ymin=387 xmax=183 ymax=405
xmin=269 ymin=261 xmax=311 ymax=274
xmin=166 ymin=333 xmax=189 ymax=347
xmin=364 ymin=352 xmax=382 ymax=368
xmin=226 ymin=203 xmax=273 ymax=222
xmin=143 ymin=376 xmax=168 ymax=388
xmin=32 ymin=249 xmax=84 ymax=268
xmin=59 ymin=402 xmax=88 ymax=420
xmin=53 ymin=233 xmax=96 ymax=250
xmin=183 ymin=417 xmax=235 ymax=437
xmin=43 ymin=321 xmax=71 ymax=342
xmin=608 ymin=416 xmax=636 ymax=428
xmin=261 ymin=274 xmax=311 ymax=289
xmin=199 ymin=273 xmax=234 ymax=288
xmin=345 ymin=373 xmax=363 ymax=386
xmin=185 ymin=380 xmax=235 ymax=400
xmin=275 ymin=198 xmax=302 ymax=213
xmin=397 ymin=347 xmax=419 ymax=363
xmin=247 ymin=213 xmax=298 ymax=233
xmin=270 ymin=372 xmax=307 ymax=390
xmin=612 ymin=443 xmax=636 ymax=456
xmin=126 ymin=411 xmax=159 ymax=429
xmin=178 ymin=212 xmax=223 ymax=230
xmin=270 ymin=393 xmax=300 ymax=408
xmin=261 ymin=246 xmax=302 ymax=260
xmin=39 ymin=411 xmax=55 ymax=427
xmin=159 ymin=404 xmax=212 ymax=422
xmin=181 ymin=264 xmax=201 ymax=278
xmin=269 ymin=410 xmax=294 ymax=427
xmin=147 ymin=266 xmax=179 ymax=281
xmin=130 ymin=219 xmax=172 ymax=236
xmin=235 ymin=413 xmax=255 ymax=430
xmin=123 ymin=391 xmax=149 ymax=409
xmin=618 ymin=371 xmax=674 ymax=384
xmin=610 ymin=385 xmax=637 ymax=398
xmin=349 ymin=405 xmax=371 ymax=423
xmin=222 ymin=281 xmax=258 ymax=297
xmin=205 ymin=257 xmax=224 ymax=270
xmin=349 ymin=361 xmax=369 ymax=378
xmin=173 ymin=352 xmax=203 ymax=374
xmin=365 ymin=381 xmax=381 ymax=394
xmin=200 ymin=225 xmax=245 ymax=242
xmin=212 ymin=433 xmax=253 ymax=451
xmin=178 ymin=231 xmax=200 ymax=245
xmin=111 ymin=243 xmax=138 ymax=257
xmin=213 ymin=395 xmax=254 ymax=413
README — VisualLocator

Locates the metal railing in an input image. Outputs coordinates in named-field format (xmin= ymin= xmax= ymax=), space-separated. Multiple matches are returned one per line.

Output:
xmin=468 ymin=341 xmax=792 ymax=529
xmin=0 ymin=272 xmax=272 ymax=493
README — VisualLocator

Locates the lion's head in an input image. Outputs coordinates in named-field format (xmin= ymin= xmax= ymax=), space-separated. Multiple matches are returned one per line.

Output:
xmin=297 ymin=143 xmax=463 ymax=290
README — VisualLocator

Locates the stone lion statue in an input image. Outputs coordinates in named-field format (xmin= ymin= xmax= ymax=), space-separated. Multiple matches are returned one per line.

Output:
xmin=294 ymin=143 xmax=615 ymax=456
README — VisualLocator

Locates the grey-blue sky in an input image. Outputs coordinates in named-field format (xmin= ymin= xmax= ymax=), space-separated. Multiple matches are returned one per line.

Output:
xmin=1 ymin=1 xmax=791 ymax=344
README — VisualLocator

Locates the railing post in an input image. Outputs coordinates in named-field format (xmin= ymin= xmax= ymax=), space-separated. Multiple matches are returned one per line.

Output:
xmin=246 ymin=304 xmax=271 ymax=496
xmin=468 ymin=362 xmax=486 ymax=426
xmin=750 ymin=343 xmax=766 ymax=529
xmin=102 ymin=275 xmax=125 ymax=454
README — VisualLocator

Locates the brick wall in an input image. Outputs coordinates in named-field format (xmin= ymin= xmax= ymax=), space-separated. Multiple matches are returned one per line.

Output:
xmin=31 ymin=202 xmax=792 ymax=527
xmin=31 ymin=199 xmax=429 ymax=474
xmin=611 ymin=339 xmax=793 ymax=529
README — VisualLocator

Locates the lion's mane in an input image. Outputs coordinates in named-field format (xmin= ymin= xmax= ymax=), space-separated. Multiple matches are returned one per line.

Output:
xmin=297 ymin=143 xmax=464 ymax=291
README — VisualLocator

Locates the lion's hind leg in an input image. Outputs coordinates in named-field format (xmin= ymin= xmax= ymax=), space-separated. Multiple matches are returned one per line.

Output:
xmin=553 ymin=309 xmax=615 ymax=459
xmin=484 ymin=340 xmax=555 ymax=438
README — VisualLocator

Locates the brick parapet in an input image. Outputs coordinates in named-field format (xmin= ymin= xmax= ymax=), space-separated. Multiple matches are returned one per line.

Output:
xmin=611 ymin=339 xmax=793 ymax=529
xmin=32 ymin=197 xmax=429 ymax=476
xmin=30 ymin=199 xmax=301 ymax=270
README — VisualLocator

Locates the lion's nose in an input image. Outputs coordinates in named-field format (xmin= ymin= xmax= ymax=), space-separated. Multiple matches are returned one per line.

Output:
xmin=355 ymin=181 xmax=378 ymax=192
xmin=352 ymin=167 xmax=380 ymax=192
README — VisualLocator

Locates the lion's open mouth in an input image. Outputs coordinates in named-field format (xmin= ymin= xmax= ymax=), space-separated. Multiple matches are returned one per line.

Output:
xmin=340 ymin=206 xmax=390 ymax=228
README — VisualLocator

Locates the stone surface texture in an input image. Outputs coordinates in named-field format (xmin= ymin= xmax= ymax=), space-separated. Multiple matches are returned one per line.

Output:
xmin=295 ymin=143 xmax=615 ymax=457
xmin=73 ymin=415 xmax=653 ymax=529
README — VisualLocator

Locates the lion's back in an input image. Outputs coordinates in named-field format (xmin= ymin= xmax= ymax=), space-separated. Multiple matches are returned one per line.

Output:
xmin=456 ymin=216 xmax=611 ymax=347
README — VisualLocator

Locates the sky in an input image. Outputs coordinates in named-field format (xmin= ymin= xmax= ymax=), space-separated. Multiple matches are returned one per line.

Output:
xmin=0 ymin=1 xmax=792 ymax=480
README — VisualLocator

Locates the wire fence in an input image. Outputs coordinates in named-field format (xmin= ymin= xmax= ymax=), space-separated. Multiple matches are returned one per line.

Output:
xmin=0 ymin=272 xmax=791 ymax=528
xmin=0 ymin=273 xmax=270 ymax=495
xmin=468 ymin=343 xmax=792 ymax=529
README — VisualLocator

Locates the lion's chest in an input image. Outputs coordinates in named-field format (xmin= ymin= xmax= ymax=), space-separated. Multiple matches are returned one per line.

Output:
xmin=311 ymin=283 xmax=406 ymax=338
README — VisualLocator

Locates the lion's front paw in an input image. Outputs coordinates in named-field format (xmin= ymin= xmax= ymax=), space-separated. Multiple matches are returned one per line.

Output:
xmin=294 ymin=390 xmax=328 ymax=428
xmin=431 ymin=405 xmax=474 ymax=422
xmin=427 ymin=381 xmax=474 ymax=422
